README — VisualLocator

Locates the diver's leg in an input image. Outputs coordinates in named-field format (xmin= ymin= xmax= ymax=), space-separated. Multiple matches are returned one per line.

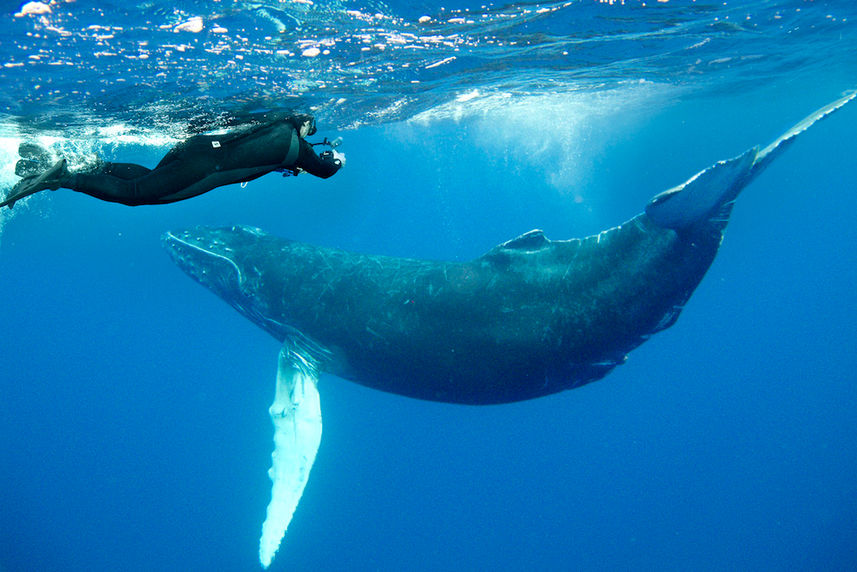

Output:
xmin=40 ymin=161 xmax=153 ymax=206
xmin=64 ymin=136 xmax=212 ymax=200
xmin=68 ymin=154 xmax=219 ymax=205
xmin=1 ymin=157 xmax=158 ymax=209
xmin=97 ymin=162 xmax=152 ymax=180
xmin=66 ymin=150 xmax=232 ymax=206
xmin=62 ymin=171 xmax=139 ymax=205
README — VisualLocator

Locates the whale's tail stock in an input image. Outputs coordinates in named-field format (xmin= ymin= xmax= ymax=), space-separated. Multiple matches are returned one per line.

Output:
xmin=645 ymin=91 xmax=855 ymax=231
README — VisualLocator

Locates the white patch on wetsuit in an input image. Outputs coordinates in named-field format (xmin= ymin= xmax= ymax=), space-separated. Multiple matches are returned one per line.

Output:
xmin=212 ymin=140 xmax=221 ymax=148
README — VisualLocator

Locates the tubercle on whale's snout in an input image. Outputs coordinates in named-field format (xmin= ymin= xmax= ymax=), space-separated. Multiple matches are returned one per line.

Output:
xmin=161 ymin=230 xmax=185 ymax=261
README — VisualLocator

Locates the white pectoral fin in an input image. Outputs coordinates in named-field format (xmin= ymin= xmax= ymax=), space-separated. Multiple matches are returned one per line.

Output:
xmin=259 ymin=343 xmax=323 ymax=569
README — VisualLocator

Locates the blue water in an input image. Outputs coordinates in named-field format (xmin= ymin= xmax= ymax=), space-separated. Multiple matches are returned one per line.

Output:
xmin=2 ymin=1 xmax=856 ymax=570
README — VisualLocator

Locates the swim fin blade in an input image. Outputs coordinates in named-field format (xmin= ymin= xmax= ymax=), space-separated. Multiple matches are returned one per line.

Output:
xmin=1 ymin=159 xmax=67 ymax=209
xmin=15 ymin=142 xmax=53 ymax=178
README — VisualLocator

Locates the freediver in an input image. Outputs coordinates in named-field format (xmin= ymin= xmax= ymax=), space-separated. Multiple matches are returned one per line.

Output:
xmin=1 ymin=112 xmax=344 ymax=209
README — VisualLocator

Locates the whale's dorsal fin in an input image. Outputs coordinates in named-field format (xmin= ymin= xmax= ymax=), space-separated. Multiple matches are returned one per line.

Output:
xmin=497 ymin=229 xmax=550 ymax=251
xmin=259 ymin=342 xmax=323 ymax=569
xmin=481 ymin=229 xmax=551 ymax=262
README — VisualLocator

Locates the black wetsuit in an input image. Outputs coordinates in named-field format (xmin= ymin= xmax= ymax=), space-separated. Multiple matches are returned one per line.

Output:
xmin=64 ymin=115 xmax=340 ymax=206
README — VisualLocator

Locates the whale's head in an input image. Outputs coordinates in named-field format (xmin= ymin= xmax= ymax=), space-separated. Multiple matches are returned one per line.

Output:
xmin=162 ymin=225 xmax=283 ymax=336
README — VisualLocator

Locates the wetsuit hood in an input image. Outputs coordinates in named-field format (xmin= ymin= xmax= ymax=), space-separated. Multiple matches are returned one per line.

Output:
xmin=292 ymin=114 xmax=317 ymax=137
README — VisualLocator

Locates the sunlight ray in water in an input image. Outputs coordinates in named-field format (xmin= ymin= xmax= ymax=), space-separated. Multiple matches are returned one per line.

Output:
xmin=403 ymin=82 xmax=670 ymax=203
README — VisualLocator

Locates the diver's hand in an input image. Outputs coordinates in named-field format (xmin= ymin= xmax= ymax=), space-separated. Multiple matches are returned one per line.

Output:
xmin=320 ymin=149 xmax=346 ymax=168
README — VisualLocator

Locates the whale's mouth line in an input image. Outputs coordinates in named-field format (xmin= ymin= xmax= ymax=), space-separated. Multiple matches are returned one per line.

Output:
xmin=165 ymin=230 xmax=245 ymax=286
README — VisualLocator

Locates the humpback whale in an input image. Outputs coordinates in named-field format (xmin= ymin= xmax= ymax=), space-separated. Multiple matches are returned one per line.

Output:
xmin=162 ymin=93 xmax=853 ymax=569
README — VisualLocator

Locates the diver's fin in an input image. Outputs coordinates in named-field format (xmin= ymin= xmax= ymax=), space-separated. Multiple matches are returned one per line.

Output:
xmin=646 ymin=92 xmax=855 ymax=231
xmin=15 ymin=142 xmax=52 ymax=178
xmin=18 ymin=141 xmax=49 ymax=159
xmin=259 ymin=341 xmax=323 ymax=569
xmin=1 ymin=159 xmax=68 ymax=209
xmin=16 ymin=159 xmax=42 ymax=179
